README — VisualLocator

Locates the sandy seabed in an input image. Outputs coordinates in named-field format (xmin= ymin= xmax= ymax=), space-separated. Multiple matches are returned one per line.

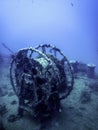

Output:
xmin=0 ymin=58 xmax=98 ymax=130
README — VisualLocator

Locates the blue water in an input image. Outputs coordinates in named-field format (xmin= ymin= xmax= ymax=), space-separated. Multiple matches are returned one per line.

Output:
xmin=0 ymin=0 xmax=98 ymax=71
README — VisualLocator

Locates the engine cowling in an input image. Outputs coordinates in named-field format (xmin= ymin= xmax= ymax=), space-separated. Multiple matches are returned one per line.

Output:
xmin=10 ymin=44 xmax=74 ymax=117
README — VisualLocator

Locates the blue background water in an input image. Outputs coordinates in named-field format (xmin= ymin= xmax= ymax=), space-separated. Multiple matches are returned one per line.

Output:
xmin=0 ymin=0 xmax=98 ymax=70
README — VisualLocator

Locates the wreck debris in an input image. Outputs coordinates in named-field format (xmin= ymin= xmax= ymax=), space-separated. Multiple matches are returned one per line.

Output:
xmin=87 ymin=64 xmax=96 ymax=78
xmin=10 ymin=44 xmax=74 ymax=118
xmin=1 ymin=43 xmax=14 ymax=54
xmin=69 ymin=60 xmax=78 ymax=73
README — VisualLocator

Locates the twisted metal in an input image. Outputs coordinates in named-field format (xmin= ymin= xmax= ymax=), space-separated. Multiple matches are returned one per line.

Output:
xmin=10 ymin=44 xmax=74 ymax=117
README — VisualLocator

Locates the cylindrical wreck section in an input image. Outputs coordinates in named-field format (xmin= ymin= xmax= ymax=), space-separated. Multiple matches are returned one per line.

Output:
xmin=10 ymin=44 xmax=74 ymax=118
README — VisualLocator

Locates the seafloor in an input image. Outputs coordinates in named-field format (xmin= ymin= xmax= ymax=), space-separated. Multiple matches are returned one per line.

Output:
xmin=0 ymin=56 xmax=98 ymax=130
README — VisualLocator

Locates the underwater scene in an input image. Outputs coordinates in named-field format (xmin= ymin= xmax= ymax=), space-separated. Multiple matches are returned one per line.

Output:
xmin=0 ymin=0 xmax=98 ymax=130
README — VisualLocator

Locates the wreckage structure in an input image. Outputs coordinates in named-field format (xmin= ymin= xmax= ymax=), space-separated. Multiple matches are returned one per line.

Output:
xmin=10 ymin=44 xmax=74 ymax=117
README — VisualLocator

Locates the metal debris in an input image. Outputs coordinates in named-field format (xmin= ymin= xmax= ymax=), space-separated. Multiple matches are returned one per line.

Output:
xmin=10 ymin=44 xmax=74 ymax=118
